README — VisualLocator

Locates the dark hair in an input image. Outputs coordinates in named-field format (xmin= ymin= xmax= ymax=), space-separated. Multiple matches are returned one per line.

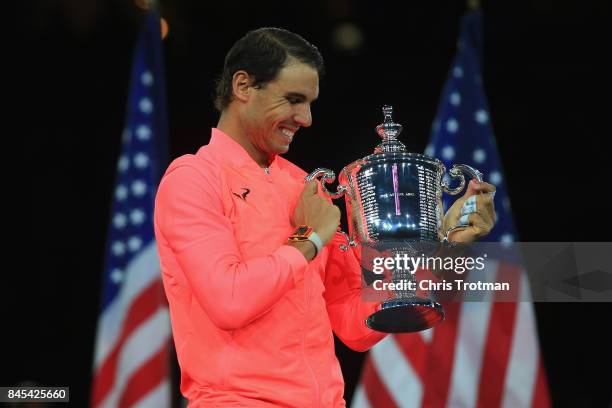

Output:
xmin=214 ymin=27 xmax=325 ymax=112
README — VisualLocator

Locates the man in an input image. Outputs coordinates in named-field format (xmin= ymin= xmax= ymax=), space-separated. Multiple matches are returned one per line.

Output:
xmin=154 ymin=27 xmax=496 ymax=407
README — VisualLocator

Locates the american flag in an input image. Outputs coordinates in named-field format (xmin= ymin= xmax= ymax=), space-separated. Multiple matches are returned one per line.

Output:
xmin=352 ymin=11 xmax=550 ymax=408
xmin=91 ymin=11 xmax=171 ymax=408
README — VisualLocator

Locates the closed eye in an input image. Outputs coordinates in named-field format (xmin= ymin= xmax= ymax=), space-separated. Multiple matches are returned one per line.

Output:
xmin=287 ymin=96 xmax=304 ymax=105
xmin=284 ymin=92 xmax=308 ymax=105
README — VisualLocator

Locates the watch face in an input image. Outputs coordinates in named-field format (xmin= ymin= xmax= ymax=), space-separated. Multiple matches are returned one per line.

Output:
xmin=296 ymin=226 xmax=309 ymax=236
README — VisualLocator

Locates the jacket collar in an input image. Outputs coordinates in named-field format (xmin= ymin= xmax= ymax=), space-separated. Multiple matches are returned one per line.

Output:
xmin=202 ymin=128 xmax=279 ymax=172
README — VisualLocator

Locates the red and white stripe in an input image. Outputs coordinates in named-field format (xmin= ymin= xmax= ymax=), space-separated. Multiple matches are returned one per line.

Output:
xmin=92 ymin=242 xmax=171 ymax=408
xmin=353 ymin=261 xmax=550 ymax=408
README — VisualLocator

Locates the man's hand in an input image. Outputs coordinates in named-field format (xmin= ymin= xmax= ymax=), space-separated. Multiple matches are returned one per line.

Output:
xmin=292 ymin=180 xmax=341 ymax=245
xmin=442 ymin=179 xmax=496 ymax=243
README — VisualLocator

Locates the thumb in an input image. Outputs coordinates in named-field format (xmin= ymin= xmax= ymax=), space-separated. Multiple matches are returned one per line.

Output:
xmin=465 ymin=179 xmax=482 ymax=197
xmin=464 ymin=179 xmax=494 ymax=198
xmin=302 ymin=180 xmax=319 ymax=196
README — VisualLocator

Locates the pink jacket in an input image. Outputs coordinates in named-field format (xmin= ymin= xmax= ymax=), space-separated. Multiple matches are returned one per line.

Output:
xmin=154 ymin=129 xmax=386 ymax=407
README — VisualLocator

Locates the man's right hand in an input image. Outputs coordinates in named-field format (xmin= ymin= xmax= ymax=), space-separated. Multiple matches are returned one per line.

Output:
xmin=291 ymin=180 xmax=341 ymax=245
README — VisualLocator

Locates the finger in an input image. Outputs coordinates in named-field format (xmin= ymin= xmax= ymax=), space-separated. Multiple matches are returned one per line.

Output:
xmin=464 ymin=197 xmax=493 ymax=229
xmin=449 ymin=214 xmax=490 ymax=242
xmin=460 ymin=195 xmax=477 ymax=216
xmin=476 ymin=205 xmax=494 ymax=229
xmin=459 ymin=209 xmax=491 ymax=230
xmin=475 ymin=193 xmax=496 ymax=224
xmin=457 ymin=213 xmax=470 ymax=227
xmin=446 ymin=225 xmax=467 ymax=242
xmin=468 ymin=213 xmax=493 ymax=238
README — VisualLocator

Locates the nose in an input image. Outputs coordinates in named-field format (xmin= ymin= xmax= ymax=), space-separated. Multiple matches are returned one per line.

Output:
xmin=294 ymin=104 xmax=312 ymax=128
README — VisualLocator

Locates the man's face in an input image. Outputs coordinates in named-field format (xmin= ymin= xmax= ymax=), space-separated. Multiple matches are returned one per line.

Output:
xmin=242 ymin=62 xmax=319 ymax=162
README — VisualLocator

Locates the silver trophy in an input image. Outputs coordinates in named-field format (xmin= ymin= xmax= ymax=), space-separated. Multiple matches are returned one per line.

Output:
xmin=306 ymin=105 xmax=483 ymax=333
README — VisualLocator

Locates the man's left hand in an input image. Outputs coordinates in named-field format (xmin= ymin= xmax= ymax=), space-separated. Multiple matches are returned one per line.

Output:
xmin=442 ymin=179 xmax=497 ymax=243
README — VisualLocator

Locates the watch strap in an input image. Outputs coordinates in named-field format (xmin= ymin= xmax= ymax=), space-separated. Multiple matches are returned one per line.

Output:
xmin=307 ymin=231 xmax=323 ymax=256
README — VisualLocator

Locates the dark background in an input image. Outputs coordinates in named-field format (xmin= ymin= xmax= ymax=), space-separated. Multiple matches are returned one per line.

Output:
xmin=10 ymin=0 xmax=611 ymax=406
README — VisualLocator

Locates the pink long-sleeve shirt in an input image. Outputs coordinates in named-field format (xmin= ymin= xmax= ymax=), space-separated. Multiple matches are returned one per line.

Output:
xmin=154 ymin=128 xmax=386 ymax=407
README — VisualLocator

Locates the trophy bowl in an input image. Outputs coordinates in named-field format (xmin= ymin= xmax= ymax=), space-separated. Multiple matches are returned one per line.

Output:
xmin=307 ymin=105 xmax=483 ymax=333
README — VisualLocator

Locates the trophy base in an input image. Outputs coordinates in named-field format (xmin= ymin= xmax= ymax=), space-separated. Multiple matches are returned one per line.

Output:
xmin=366 ymin=298 xmax=444 ymax=333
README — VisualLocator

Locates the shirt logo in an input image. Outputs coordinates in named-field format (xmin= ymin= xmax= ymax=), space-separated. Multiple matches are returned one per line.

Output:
xmin=232 ymin=188 xmax=251 ymax=201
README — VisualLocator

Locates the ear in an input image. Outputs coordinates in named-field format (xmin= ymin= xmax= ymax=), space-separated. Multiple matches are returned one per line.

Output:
xmin=231 ymin=70 xmax=253 ymax=103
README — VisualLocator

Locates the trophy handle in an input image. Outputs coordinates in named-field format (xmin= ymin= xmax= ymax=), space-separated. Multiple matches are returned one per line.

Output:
xmin=305 ymin=168 xmax=356 ymax=251
xmin=441 ymin=164 xmax=485 ymax=243
xmin=305 ymin=168 xmax=348 ymax=199
xmin=441 ymin=163 xmax=484 ymax=196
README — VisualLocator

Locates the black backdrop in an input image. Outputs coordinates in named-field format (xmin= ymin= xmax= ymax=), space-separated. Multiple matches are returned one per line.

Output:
xmin=11 ymin=0 xmax=611 ymax=406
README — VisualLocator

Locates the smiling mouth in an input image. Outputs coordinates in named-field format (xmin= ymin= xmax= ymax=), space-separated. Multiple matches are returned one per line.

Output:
xmin=278 ymin=126 xmax=297 ymax=142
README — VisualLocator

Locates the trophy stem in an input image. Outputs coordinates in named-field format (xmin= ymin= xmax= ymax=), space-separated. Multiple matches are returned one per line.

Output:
xmin=391 ymin=250 xmax=417 ymax=299
xmin=366 ymin=249 xmax=445 ymax=333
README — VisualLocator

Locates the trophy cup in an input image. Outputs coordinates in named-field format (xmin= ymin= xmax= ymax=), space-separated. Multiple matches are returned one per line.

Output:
xmin=306 ymin=105 xmax=483 ymax=333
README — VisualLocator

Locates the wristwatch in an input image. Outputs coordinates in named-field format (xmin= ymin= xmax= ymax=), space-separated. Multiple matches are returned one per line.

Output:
xmin=288 ymin=225 xmax=323 ymax=256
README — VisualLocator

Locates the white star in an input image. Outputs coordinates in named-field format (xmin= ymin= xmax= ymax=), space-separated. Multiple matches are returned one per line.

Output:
xmin=453 ymin=66 xmax=463 ymax=78
xmin=110 ymin=268 xmax=124 ymax=284
xmin=141 ymin=71 xmax=154 ymax=86
xmin=473 ymin=148 xmax=486 ymax=164
xmin=117 ymin=155 xmax=129 ymax=172
xmin=130 ymin=209 xmax=146 ymax=225
xmin=489 ymin=171 xmax=502 ymax=185
xmin=128 ymin=236 xmax=143 ymax=252
xmin=133 ymin=152 xmax=149 ymax=169
xmin=450 ymin=92 xmax=461 ymax=106
xmin=115 ymin=185 xmax=128 ymax=201
xmin=446 ymin=119 xmax=459 ymax=133
xmin=131 ymin=180 xmax=147 ymax=196
xmin=424 ymin=144 xmax=435 ymax=157
xmin=113 ymin=213 xmax=127 ymax=229
xmin=122 ymin=128 xmax=131 ymax=143
xmin=442 ymin=146 xmax=455 ymax=160
xmin=111 ymin=241 xmax=126 ymax=256
xmin=475 ymin=109 xmax=489 ymax=124
xmin=500 ymin=233 xmax=514 ymax=247
xmin=139 ymin=98 xmax=154 ymax=114
xmin=136 ymin=125 xmax=151 ymax=140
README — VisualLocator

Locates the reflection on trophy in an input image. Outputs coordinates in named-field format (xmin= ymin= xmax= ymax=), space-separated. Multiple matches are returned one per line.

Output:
xmin=306 ymin=105 xmax=483 ymax=333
